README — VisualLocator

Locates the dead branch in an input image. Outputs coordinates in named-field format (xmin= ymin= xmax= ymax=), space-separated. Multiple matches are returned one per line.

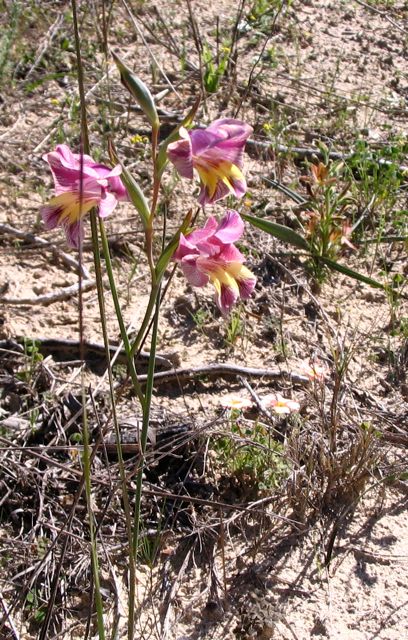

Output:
xmin=0 ymin=279 xmax=95 ymax=305
xmin=0 ymin=222 xmax=91 ymax=279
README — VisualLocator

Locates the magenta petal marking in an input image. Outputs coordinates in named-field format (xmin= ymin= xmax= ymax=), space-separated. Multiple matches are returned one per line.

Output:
xmin=197 ymin=180 xmax=230 ymax=206
xmin=237 ymin=275 xmax=257 ymax=299
xmin=41 ymin=203 xmax=63 ymax=229
xmin=63 ymin=220 xmax=83 ymax=249
xmin=217 ymin=285 xmax=238 ymax=315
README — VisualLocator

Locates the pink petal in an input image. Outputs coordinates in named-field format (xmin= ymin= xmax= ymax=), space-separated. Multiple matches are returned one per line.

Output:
xmin=189 ymin=128 xmax=225 ymax=156
xmin=214 ymin=210 xmax=244 ymax=243
xmin=207 ymin=119 xmax=253 ymax=142
xmin=200 ymin=144 xmax=245 ymax=169
xmin=173 ymin=234 xmax=200 ymax=261
xmin=167 ymin=130 xmax=194 ymax=179
xmin=180 ymin=257 xmax=209 ymax=287
xmin=220 ymin=243 xmax=245 ymax=261
xmin=98 ymin=192 xmax=118 ymax=218
xmin=43 ymin=150 xmax=99 ymax=195
xmin=93 ymin=164 xmax=128 ymax=201
xmin=186 ymin=216 xmax=218 ymax=245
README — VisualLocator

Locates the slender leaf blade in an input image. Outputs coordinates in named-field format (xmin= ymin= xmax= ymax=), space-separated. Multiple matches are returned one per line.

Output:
xmin=317 ymin=256 xmax=388 ymax=291
xmin=242 ymin=212 xmax=310 ymax=251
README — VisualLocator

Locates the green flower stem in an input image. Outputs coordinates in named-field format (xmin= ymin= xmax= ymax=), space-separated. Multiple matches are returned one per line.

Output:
xmin=130 ymin=282 xmax=160 ymax=358
xmin=93 ymin=217 xmax=136 ymax=559
xmin=132 ymin=285 xmax=161 ymax=555
xmin=80 ymin=387 xmax=105 ymax=640
xmin=99 ymin=220 xmax=145 ymax=408
xmin=145 ymin=222 xmax=157 ymax=283
xmin=71 ymin=0 xmax=105 ymax=636
xmin=128 ymin=286 xmax=161 ymax=637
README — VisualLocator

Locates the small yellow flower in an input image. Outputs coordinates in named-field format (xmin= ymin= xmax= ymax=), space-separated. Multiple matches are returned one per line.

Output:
xmin=130 ymin=134 xmax=149 ymax=145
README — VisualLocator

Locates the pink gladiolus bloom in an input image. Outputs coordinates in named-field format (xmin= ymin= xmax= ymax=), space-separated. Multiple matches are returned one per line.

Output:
xmin=261 ymin=393 xmax=300 ymax=415
xmin=40 ymin=144 xmax=128 ymax=248
xmin=167 ymin=119 xmax=252 ymax=206
xmin=173 ymin=210 xmax=256 ymax=315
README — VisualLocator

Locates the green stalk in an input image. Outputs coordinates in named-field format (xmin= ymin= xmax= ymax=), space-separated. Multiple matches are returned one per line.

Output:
xmin=133 ymin=286 xmax=161 ymax=552
xmin=99 ymin=221 xmax=145 ymax=407
xmin=71 ymin=0 xmax=105 ymax=636
xmin=99 ymin=220 xmax=149 ymax=640
xmin=129 ymin=283 xmax=160 ymax=358
xmin=150 ymin=124 xmax=160 ymax=219
xmin=93 ymin=218 xmax=137 ymax=589
xmin=81 ymin=392 xmax=105 ymax=639
xmin=128 ymin=288 xmax=161 ymax=637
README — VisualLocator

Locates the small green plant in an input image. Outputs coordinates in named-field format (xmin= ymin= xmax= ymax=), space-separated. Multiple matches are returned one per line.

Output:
xmin=225 ymin=307 xmax=244 ymax=347
xmin=345 ymin=137 xmax=406 ymax=233
xmin=190 ymin=307 xmax=213 ymax=333
xmin=0 ymin=1 xmax=21 ymax=83
xmin=202 ymin=42 xmax=230 ymax=93
xmin=297 ymin=151 xmax=355 ymax=282
xmin=25 ymin=589 xmax=46 ymax=624
xmin=214 ymin=413 xmax=289 ymax=492
xmin=17 ymin=339 xmax=43 ymax=383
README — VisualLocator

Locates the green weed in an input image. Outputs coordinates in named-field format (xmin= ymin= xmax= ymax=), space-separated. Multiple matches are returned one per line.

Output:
xmin=17 ymin=339 xmax=43 ymax=384
xmin=202 ymin=42 xmax=230 ymax=93
xmin=214 ymin=413 xmax=289 ymax=492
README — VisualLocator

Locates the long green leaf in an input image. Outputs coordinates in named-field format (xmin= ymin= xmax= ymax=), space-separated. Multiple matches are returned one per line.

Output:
xmin=316 ymin=256 xmax=388 ymax=291
xmin=242 ymin=212 xmax=310 ymax=251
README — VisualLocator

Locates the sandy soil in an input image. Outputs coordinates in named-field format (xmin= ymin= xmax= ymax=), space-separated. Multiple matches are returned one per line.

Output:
xmin=0 ymin=1 xmax=407 ymax=638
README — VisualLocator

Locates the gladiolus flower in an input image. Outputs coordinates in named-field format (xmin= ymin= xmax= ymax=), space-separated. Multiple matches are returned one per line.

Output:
xmin=261 ymin=393 xmax=300 ymax=415
xmin=40 ymin=144 xmax=128 ymax=248
xmin=219 ymin=394 xmax=253 ymax=410
xmin=173 ymin=210 xmax=256 ymax=314
xmin=167 ymin=119 xmax=252 ymax=206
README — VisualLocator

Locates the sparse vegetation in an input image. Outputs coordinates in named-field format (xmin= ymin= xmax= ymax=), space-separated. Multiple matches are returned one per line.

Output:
xmin=0 ymin=0 xmax=407 ymax=639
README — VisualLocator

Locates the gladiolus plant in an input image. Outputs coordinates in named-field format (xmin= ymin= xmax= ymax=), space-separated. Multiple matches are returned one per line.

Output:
xmin=39 ymin=42 xmax=256 ymax=640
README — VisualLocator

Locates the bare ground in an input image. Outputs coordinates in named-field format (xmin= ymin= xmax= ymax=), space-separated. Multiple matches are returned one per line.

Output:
xmin=0 ymin=0 xmax=407 ymax=638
